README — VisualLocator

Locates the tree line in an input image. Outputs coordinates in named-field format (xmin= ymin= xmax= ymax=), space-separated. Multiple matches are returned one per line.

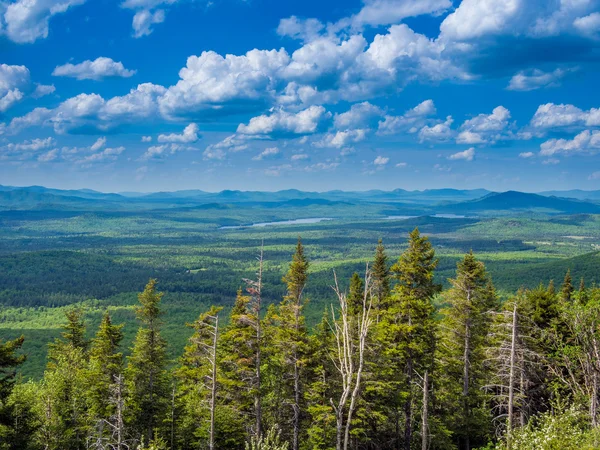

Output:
xmin=1 ymin=228 xmax=599 ymax=449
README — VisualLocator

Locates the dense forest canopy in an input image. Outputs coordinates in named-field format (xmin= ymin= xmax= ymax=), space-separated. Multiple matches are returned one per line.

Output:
xmin=1 ymin=230 xmax=600 ymax=450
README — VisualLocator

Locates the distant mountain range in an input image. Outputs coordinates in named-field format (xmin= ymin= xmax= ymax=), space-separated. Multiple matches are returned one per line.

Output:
xmin=1 ymin=185 xmax=599 ymax=215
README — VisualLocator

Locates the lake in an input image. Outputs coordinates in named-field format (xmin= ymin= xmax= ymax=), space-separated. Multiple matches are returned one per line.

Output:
xmin=220 ymin=217 xmax=334 ymax=229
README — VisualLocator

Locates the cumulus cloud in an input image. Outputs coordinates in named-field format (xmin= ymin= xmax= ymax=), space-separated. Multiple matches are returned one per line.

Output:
xmin=6 ymin=137 xmax=55 ymax=151
xmin=159 ymin=49 xmax=289 ymax=119
xmin=343 ymin=0 xmax=452 ymax=30
xmin=378 ymin=99 xmax=436 ymax=134
xmin=519 ymin=152 xmax=535 ymax=158
xmin=589 ymin=170 xmax=600 ymax=180
xmin=448 ymin=147 xmax=475 ymax=161
xmin=79 ymin=146 xmax=125 ymax=165
xmin=334 ymin=102 xmax=384 ymax=130
xmin=2 ymin=0 xmax=86 ymax=44
xmin=0 ymin=64 xmax=30 ymax=112
xmin=277 ymin=16 xmax=325 ymax=42
xmin=252 ymin=147 xmax=280 ymax=161
xmin=508 ymin=68 xmax=576 ymax=91
xmin=418 ymin=116 xmax=454 ymax=142
xmin=32 ymin=83 xmax=55 ymax=98
xmin=373 ymin=155 xmax=389 ymax=166
xmin=574 ymin=12 xmax=600 ymax=37
xmin=237 ymin=106 xmax=330 ymax=136
xmin=10 ymin=83 xmax=166 ymax=134
xmin=530 ymin=103 xmax=600 ymax=129
xmin=158 ymin=123 xmax=200 ymax=143
xmin=38 ymin=148 xmax=58 ymax=162
xmin=53 ymin=57 xmax=137 ymax=80
xmin=132 ymin=9 xmax=165 ymax=38
xmin=315 ymin=129 xmax=368 ymax=148
xmin=456 ymin=106 xmax=511 ymax=144
xmin=291 ymin=153 xmax=309 ymax=161
xmin=141 ymin=142 xmax=191 ymax=160
xmin=540 ymin=130 xmax=600 ymax=156
xmin=141 ymin=136 xmax=152 ymax=142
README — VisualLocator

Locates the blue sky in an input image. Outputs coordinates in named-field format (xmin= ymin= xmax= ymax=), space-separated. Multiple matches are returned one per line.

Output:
xmin=1 ymin=0 xmax=600 ymax=193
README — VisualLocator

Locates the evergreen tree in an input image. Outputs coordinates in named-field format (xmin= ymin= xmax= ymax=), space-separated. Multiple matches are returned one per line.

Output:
xmin=372 ymin=239 xmax=391 ymax=308
xmin=264 ymin=238 xmax=309 ymax=450
xmin=0 ymin=336 xmax=26 ymax=448
xmin=40 ymin=310 xmax=89 ymax=450
xmin=378 ymin=228 xmax=440 ymax=450
xmin=175 ymin=305 xmax=222 ymax=449
xmin=561 ymin=270 xmax=574 ymax=302
xmin=219 ymin=290 xmax=260 ymax=447
xmin=86 ymin=312 xmax=125 ymax=443
xmin=125 ymin=279 xmax=170 ymax=444
xmin=437 ymin=251 xmax=497 ymax=450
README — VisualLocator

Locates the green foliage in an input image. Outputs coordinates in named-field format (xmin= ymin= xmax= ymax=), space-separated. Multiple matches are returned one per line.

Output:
xmin=245 ymin=426 xmax=290 ymax=450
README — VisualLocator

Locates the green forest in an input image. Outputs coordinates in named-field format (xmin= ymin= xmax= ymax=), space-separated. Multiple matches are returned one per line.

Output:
xmin=2 ymin=230 xmax=600 ymax=450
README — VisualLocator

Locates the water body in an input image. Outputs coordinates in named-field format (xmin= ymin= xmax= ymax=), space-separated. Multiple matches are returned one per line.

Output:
xmin=385 ymin=214 xmax=468 ymax=220
xmin=220 ymin=217 xmax=333 ymax=229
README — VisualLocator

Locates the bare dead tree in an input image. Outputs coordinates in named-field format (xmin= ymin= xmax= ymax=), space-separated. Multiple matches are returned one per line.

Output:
xmin=329 ymin=265 xmax=374 ymax=450
xmin=421 ymin=371 xmax=429 ymax=450
xmin=243 ymin=242 xmax=265 ymax=439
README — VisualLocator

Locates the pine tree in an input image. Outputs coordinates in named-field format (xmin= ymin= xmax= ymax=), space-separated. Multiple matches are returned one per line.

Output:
xmin=378 ymin=228 xmax=440 ymax=450
xmin=0 ymin=336 xmax=26 ymax=447
xmin=219 ymin=290 xmax=260 ymax=447
xmin=175 ymin=305 xmax=222 ymax=449
xmin=561 ymin=270 xmax=574 ymax=302
xmin=86 ymin=312 xmax=125 ymax=443
xmin=264 ymin=238 xmax=309 ymax=450
xmin=125 ymin=279 xmax=170 ymax=444
xmin=40 ymin=310 xmax=89 ymax=450
xmin=372 ymin=239 xmax=391 ymax=308
xmin=437 ymin=251 xmax=497 ymax=450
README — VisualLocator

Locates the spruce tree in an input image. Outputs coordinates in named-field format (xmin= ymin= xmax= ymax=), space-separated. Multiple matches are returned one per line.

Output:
xmin=372 ymin=239 xmax=391 ymax=308
xmin=265 ymin=238 xmax=309 ymax=450
xmin=378 ymin=228 xmax=440 ymax=450
xmin=0 ymin=336 xmax=25 ymax=447
xmin=125 ymin=279 xmax=170 ymax=444
xmin=561 ymin=269 xmax=574 ymax=302
xmin=437 ymin=251 xmax=497 ymax=450
xmin=86 ymin=312 xmax=124 ymax=441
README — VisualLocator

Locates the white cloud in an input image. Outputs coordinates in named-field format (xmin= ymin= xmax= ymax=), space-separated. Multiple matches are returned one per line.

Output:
xmin=53 ymin=57 xmax=136 ymax=80
xmin=252 ymin=147 xmax=280 ymax=161
xmin=530 ymin=103 xmax=600 ymax=129
xmin=589 ymin=170 xmax=600 ymax=180
xmin=131 ymin=9 xmax=165 ymax=38
xmin=574 ymin=12 xmax=600 ymax=37
xmin=542 ymin=158 xmax=560 ymax=165
xmin=378 ymin=99 xmax=436 ymax=135
xmin=10 ymin=83 xmax=166 ymax=133
xmin=277 ymin=16 xmax=324 ymax=42
xmin=237 ymin=106 xmax=330 ymax=136
xmin=456 ymin=106 xmax=511 ymax=144
xmin=448 ymin=147 xmax=475 ymax=161
xmin=158 ymin=123 xmax=200 ymax=143
xmin=141 ymin=135 xmax=152 ymax=142
xmin=395 ymin=162 xmax=407 ymax=168
xmin=334 ymin=102 xmax=384 ymax=130
xmin=6 ymin=137 xmax=55 ymax=151
xmin=315 ymin=129 xmax=368 ymax=148
xmin=32 ymin=83 xmax=55 ymax=98
xmin=37 ymin=148 xmax=58 ymax=162
xmin=418 ymin=116 xmax=454 ymax=142
xmin=3 ymin=0 xmax=86 ymax=44
xmin=79 ymin=146 xmax=125 ymax=165
xmin=508 ymin=68 xmax=575 ymax=91
xmin=291 ymin=153 xmax=309 ymax=161
xmin=159 ymin=49 xmax=290 ymax=119
xmin=90 ymin=137 xmax=106 ymax=151
xmin=345 ymin=0 xmax=451 ymax=30
xmin=0 ymin=64 xmax=30 ymax=112
xmin=540 ymin=130 xmax=600 ymax=156
xmin=373 ymin=155 xmax=389 ymax=166
xmin=304 ymin=162 xmax=340 ymax=172
xmin=519 ymin=151 xmax=535 ymax=158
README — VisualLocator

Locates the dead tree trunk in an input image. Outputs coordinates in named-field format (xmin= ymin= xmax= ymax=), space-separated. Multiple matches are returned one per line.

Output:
xmin=330 ymin=266 xmax=374 ymax=450
xmin=507 ymin=303 xmax=518 ymax=447
xmin=209 ymin=314 xmax=219 ymax=450
xmin=421 ymin=371 xmax=429 ymax=450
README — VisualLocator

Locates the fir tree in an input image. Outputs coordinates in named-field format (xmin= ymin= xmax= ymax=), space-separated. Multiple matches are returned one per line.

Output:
xmin=379 ymin=228 xmax=440 ymax=450
xmin=437 ymin=251 xmax=497 ymax=450
xmin=372 ymin=239 xmax=391 ymax=308
xmin=86 ymin=312 xmax=125 ymax=442
xmin=0 ymin=336 xmax=26 ymax=448
xmin=125 ymin=279 xmax=170 ymax=444
xmin=561 ymin=269 xmax=574 ymax=302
